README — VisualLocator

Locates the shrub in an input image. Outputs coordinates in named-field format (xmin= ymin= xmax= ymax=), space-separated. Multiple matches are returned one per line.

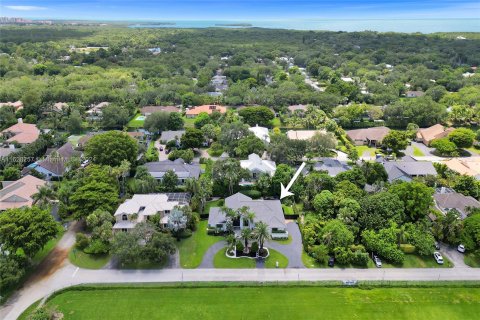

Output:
xmin=250 ymin=241 xmax=259 ymax=253
xmin=240 ymin=189 xmax=262 ymax=199
xmin=400 ymin=244 xmax=416 ymax=254
xmin=236 ymin=241 xmax=244 ymax=253
xmin=178 ymin=229 xmax=193 ymax=239
xmin=351 ymin=251 xmax=369 ymax=267
xmin=75 ymin=233 xmax=90 ymax=250
xmin=168 ymin=149 xmax=194 ymax=163
xmin=312 ymin=245 xmax=329 ymax=264
xmin=208 ymin=142 xmax=223 ymax=156
xmin=84 ymin=239 xmax=109 ymax=254
xmin=333 ymin=247 xmax=351 ymax=265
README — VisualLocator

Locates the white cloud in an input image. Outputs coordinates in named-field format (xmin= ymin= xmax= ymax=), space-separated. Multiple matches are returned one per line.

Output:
xmin=4 ymin=5 xmax=47 ymax=11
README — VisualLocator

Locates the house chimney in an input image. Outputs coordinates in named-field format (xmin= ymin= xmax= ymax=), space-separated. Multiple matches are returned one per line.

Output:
xmin=18 ymin=118 xmax=23 ymax=124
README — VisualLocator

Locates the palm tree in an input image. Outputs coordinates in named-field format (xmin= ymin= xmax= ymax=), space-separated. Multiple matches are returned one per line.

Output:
xmin=254 ymin=221 xmax=270 ymax=250
xmin=241 ymin=228 xmax=253 ymax=253
xmin=32 ymin=185 xmax=57 ymax=209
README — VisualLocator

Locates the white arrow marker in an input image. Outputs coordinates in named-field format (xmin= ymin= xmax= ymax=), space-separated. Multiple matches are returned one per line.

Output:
xmin=280 ymin=162 xmax=306 ymax=199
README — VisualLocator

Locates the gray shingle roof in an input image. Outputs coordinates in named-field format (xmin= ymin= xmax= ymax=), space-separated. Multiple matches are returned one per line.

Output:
xmin=208 ymin=193 xmax=286 ymax=230
xmin=314 ymin=158 xmax=351 ymax=177
xmin=145 ymin=159 xmax=200 ymax=180
xmin=160 ymin=130 xmax=185 ymax=143
xmin=36 ymin=142 xmax=79 ymax=176
xmin=383 ymin=160 xmax=437 ymax=182
xmin=434 ymin=192 xmax=480 ymax=219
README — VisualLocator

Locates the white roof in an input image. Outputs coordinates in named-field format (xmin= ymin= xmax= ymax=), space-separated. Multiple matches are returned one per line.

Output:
xmin=240 ymin=153 xmax=276 ymax=176
xmin=114 ymin=194 xmax=178 ymax=217
xmin=248 ymin=125 xmax=270 ymax=143
xmin=286 ymin=130 xmax=326 ymax=141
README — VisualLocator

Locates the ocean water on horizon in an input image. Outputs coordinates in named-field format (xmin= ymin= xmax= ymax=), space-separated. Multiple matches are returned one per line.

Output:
xmin=129 ymin=19 xmax=480 ymax=33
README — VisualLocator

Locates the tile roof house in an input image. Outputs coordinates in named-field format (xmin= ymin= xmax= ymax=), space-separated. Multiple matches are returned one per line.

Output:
xmin=346 ymin=126 xmax=390 ymax=147
xmin=1 ymin=120 xmax=40 ymax=147
xmin=140 ymin=106 xmax=181 ymax=116
xmin=442 ymin=158 xmax=480 ymax=180
xmin=160 ymin=130 xmax=185 ymax=144
xmin=434 ymin=187 xmax=480 ymax=219
xmin=145 ymin=159 xmax=201 ymax=184
xmin=313 ymin=158 xmax=351 ymax=177
xmin=248 ymin=125 xmax=270 ymax=143
xmin=0 ymin=175 xmax=46 ymax=211
xmin=240 ymin=153 xmax=276 ymax=183
xmin=382 ymin=156 xmax=437 ymax=182
xmin=416 ymin=124 xmax=454 ymax=146
xmin=185 ymin=105 xmax=226 ymax=118
xmin=0 ymin=100 xmax=23 ymax=112
xmin=286 ymin=130 xmax=326 ymax=141
xmin=27 ymin=142 xmax=79 ymax=179
xmin=113 ymin=193 xmax=190 ymax=232
xmin=208 ymin=193 xmax=288 ymax=236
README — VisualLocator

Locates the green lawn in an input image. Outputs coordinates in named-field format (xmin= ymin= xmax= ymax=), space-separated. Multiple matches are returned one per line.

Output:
xmin=177 ymin=220 xmax=223 ymax=268
xmin=466 ymin=146 xmax=480 ymax=155
xmin=355 ymin=145 xmax=377 ymax=157
xmin=270 ymin=117 xmax=281 ymax=128
xmin=204 ymin=199 xmax=224 ymax=214
xmin=213 ymin=247 xmax=256 ymax=268
xmin=412 ymin=145 xmax=425 ymax=156
xmin=36 ymin=286 xmax=480 ymax=320
xmin=282 ymin=204 xmax=294 ymax=215
xmin=265 ymin=248 xmax=289 ymax=268
xmin=183 ymin=116 xmax=196 ymax=128
xmin=68 ymin=249 xmax=111 ymax=269
xmin=127 ymin=114 xmax=145 ymax=128
xmin=32 ymin=225 xmax=65 ymax=264
xmin=273 ymin=234 xmax=293 ymax=245
xmin=464 ymin=253 xmax=480 ymax=267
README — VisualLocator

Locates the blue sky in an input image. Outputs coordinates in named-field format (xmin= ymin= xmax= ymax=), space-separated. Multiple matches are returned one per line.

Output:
xmin=1 ymin=0 xmax=479 ymax=20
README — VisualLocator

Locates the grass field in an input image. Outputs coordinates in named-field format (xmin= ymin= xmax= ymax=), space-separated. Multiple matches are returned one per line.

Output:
xmin=183 ymin=116 xmax=195 ymax=128
xmin=37 ymin=286 xmax=480 ymax=320
xmin=265 ymin=248 xmax=289 ymax=268
xmin=204 ymin=199 xmax=224 ymax=214
xmin=466 ymin=146 xmax=480 ymax=155
xmin=68 ymin=249 xmax=110 ymax=269
xmin=355 ymin=145 xmax=377 ymax=157
xmin=412 ymin=145 xmax=425 ymax=156
xmin=127 ymin=114 xmax=145 ymax=128
xmin=177 ymin=220 xmax=222 ymax=268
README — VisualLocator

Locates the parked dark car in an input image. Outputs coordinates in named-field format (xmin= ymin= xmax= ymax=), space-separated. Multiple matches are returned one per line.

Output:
xmin=159 ymin=146 xmax=164 ymax=151
xmin=328 ymin=257 xmax=335 ymax=268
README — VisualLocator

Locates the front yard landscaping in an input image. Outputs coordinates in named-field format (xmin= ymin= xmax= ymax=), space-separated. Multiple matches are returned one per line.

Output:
xmin=213 ymin=247 xmax=289 ymax=268
xmin=68 ymin=249 xmax=111 ymax=269
xmin=464 ymin=253 xmax=480 ymax=267
xmin=28 ymin=285 xmax=480 ymax=320
xmin=355 ymin=145 xmax=377 ymax=157
xmin=412 ymin=145 xmax=425 ymax=156
xmin=177 ymin=220 xmax=223 ymax=268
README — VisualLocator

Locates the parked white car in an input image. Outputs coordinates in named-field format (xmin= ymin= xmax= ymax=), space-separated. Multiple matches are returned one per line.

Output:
xmin=457 ymin=244 xmax=466 ymax=253
xmin=373 ymin=254 xmax=382 ymax=268
xmin=434 ymin=251 xmax=444 ymax=264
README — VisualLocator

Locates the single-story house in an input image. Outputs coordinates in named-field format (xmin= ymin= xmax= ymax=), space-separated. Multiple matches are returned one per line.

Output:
xmin=26 ymin=142 xmax=79 ymax=179
xmin=160 ymin=130 xmax=185 ymax=144
xmin=240 ymin=153 xmax=276 ymax=182
xmin=416 ymin=124 xmax=454 ymax=146
xmin=313 ymin=158 xmax=351 ymax=177
xmin=406 ymin=91 xmax=425 ymax=98
xmin=381 ymin=156 xmax=437 ymax=183
xmin=0 ymin=175 xmax=46 ymax=211
xmin=442 ymin=158 xmax=480 ymax=180
xmin=346 ymin=126 xmax=390 ymax=147
xmin=0 ymin=100 xmax=23 ymax=112
xmin=145 ymin=159 xmax=201 ymax=184
xmin=434 ymin=187 xmax=480 ymax=219
xmin=208 ymin=192 xmax=288 ymax=236
xmin=286 ymin=129 xmax=326 ymax=141
xmin=1 ymin=119 xmax=40 ymax=148
xmin=185 ymin=105 xmax=226 ymax=118
xmin=248 ymin=125 xmax=270 ymax=143
xmin=140 ymin=106 xmax=181 ymax=116
xmin=112 ymin=193 xmax=190 ymax=232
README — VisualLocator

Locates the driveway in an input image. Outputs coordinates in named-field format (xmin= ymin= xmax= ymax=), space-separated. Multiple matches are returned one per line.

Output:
xmin=198 ymin=241 xmax=227 ymax=268
xmin=405 ymin=142 xmax=437 ymax=157
xmin=267 ymin=222 xmax=305 ymax=268
xmin=440 ymin=243 xmax=469 ymax=268
xmin=154 ymin=139 xmax=168 ymax=160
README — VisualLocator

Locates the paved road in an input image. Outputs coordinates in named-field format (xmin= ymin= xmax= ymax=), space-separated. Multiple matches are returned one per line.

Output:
xmin=3 ymin=262 xmax=480 ymax=320
xmin=267 ymin=222 xmax=305 ymax=268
